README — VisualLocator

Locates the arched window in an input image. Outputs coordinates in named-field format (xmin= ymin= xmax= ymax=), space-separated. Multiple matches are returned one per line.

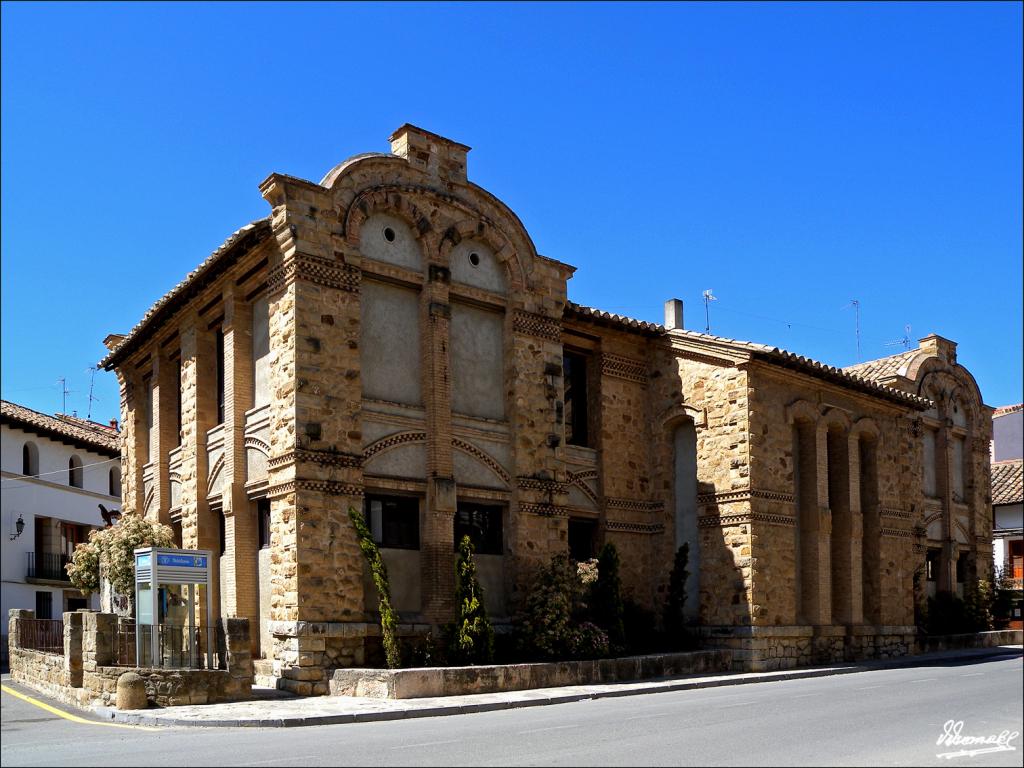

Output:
xmin=68 ymin=455 xmax=83 ymax=488
xmin=22 ymin=442 xmax=39 ymax=476
xmin=108 ymin=466 xmax=121 ymax=497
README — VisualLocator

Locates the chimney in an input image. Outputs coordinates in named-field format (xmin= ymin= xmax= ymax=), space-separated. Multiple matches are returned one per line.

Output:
xmin=109 ymin=418 xmax=119 ymax=432
xmin=389 ymin=123 xmax=470 ymax=184
xmin=664 ymin=299 xmax=684 ymax=330
xmin=103 ymin=333 xmax=127 ymax=352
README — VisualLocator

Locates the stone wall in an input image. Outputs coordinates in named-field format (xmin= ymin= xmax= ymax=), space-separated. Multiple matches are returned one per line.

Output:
xmin=8 ymin=609 xmax=251 ymax=709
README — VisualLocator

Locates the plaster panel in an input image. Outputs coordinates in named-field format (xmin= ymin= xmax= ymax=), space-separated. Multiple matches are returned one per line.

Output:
xmin=450 ymin=240 xmax=507 ymax=295
xmin=363 ymin=443 xmax=426 ymax=480
xmin=360 ymin=281 xmax=422 ymax=406
xmin=450 ymin=303 xmax=504 ymax=420
xmin=360 ymin=213 xmax=422 ymax=272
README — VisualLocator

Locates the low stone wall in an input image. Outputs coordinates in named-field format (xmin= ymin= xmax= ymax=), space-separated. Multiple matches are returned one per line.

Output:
xmin=703 ymin=625 xmax=918 ymax=672
xmin=915 ymin=629 xmax=1022 ymax=654
xmin=8 ymin=609 xmax=252 ymax=710
xmin=329 ymin=650 xmax=732 ymax=699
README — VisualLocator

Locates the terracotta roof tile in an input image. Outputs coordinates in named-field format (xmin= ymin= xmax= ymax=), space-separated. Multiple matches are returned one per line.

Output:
xmin=992 ymin=459 xmax=1023 ymax=506
xmin=565 ymin=302 xmax=930 ymax=409
xmin=99 ymin=218 xmax=272 ymax=369
xmin=1 ymin=400 xmax=119 ymax=454
xmin=842 ymin=350 xmax=919 ymax=383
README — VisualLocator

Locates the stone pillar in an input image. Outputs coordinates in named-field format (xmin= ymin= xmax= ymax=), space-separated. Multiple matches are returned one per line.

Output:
xmin=221 ymin=290 xmax=259 ymax=646
xmin=151 ymin=349 xmax=180 ymax=526
xmin=119 ymin=369 xmax=147 ymax=517
xmin=180 ymin=316 xmax=221 ymax=628
xmin=82 ymin=612 xmax=115 ymax=672
xmin=812 ymin=422 xmax=833 ymax=626
xmin=220 ymin=617 xmax=253 ymax=697
xmin=422 ymin=265 xmax=456 ymax=624
xmin=63 ymin=611 xmax=84 ymax=687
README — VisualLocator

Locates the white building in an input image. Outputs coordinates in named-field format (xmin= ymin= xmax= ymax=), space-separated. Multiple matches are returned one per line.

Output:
xmin=1 ymin=400 xmax=120 ymax=660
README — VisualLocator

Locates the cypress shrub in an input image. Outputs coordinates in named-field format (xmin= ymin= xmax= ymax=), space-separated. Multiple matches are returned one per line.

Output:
xmin=450 ymin=535 xmax=495 ymax=665
xmin=664 ymin=542 xmax=690 ymax=640
xmin=348 ymin=506 xmax=401 ymax=668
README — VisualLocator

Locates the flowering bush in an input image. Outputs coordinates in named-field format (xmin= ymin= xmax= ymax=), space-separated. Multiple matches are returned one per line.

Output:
xmin=576 ymin=558 xmax=599 ymax=585
xmin=515 ymin=553 xmax=607 ymax=661
xmin=66 ymin=512 xmax=176 ymax=609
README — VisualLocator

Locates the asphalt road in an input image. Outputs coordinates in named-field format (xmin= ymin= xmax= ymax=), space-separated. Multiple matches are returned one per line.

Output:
xmin=2 ymin=652 xmax=1022 ymax=767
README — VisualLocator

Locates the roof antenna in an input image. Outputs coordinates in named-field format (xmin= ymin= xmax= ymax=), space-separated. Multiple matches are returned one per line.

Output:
xmin=86 ymin=366 xmax=100 ymax=421
xmin=884 ymin=324 xmax=913 ymax=351
xmin=702 ymin=289 xmax=717 ymax=334
xmin=57 ymin=377 xmax=72 ymax=414
xmin=843 ymin=299 xmax=862 ymax=361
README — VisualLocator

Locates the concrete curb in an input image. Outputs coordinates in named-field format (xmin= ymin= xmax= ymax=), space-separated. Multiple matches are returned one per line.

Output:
xmin=94 ymin=645 xmax=1023 ymax=729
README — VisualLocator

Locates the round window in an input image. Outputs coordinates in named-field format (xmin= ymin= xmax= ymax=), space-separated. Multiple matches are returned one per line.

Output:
xmin=469 ymin=252 xmax=481 ymax=267
xmin=383 ymin=227 xmax=396 ymax=243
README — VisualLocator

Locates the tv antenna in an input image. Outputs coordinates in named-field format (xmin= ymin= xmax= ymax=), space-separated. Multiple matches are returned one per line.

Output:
xmin=843 ymin=299 xmax=862 ymax=361
xmin=884 ymin=324 xmax=914 ymax=351
xmin=86 ymin=366 xmax=100 ymax=420
xmin=702 ymin=289 xmax=717 ymax=334
xmin=57 ymin=377 xmax=72 ymax=414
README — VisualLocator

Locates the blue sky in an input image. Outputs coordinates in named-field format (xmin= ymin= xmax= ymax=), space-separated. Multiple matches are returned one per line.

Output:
xmin=2 ymin=1 xmax=1021 ymax=424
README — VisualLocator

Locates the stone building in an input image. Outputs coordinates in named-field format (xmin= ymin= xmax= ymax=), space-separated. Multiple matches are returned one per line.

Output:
xmin=100 ymin=125 xmax=992 ymax=691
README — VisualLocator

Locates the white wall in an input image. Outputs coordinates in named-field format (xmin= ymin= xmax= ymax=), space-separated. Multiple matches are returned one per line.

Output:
xmin=1 ymin=423 xmax=117 ymax=642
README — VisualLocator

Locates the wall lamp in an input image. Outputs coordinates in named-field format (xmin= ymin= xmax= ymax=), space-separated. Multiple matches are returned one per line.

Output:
xmin=10 ymin=514 xmax=25 ymax=541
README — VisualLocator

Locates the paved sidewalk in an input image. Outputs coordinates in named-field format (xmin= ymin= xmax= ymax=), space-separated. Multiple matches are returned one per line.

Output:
xmin=92 ymin=645 xmax=1023 ymax=728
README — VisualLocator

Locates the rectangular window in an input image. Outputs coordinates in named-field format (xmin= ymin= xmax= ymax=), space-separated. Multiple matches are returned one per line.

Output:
xmin=926 ymin=548 xmax=941 ymax=582
xmin=563 ymin=351 xmax=589 ymax=447
xmin=217 ymin=507 xmax=226 ymax=556
xmin=215 ymin=328 xmax=226 ymax=425
xmin=252 ymin=295 xmax=271 ymax=409
xmin=365 ymin=495 xmax=419 ymax=550
xmin=257 ymin=498 xmax=271 ymax=549
xmin=955 ymin=552 xmax=967 ymax=584
xmin=35 ymin=591 xmax=52 ymax=620
xmin=455 ymin=502 xmax=504 ymax=555
xmin=568 ymin=517 xmax=597 ymax=561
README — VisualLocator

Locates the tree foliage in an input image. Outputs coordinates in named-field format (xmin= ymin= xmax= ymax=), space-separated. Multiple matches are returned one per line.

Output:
xmin=66 ymin=512 xmax=176 ymax=606
xmin=348 ymin=506 xmax=401 ymax=669
xmin=450 ymin=535 xmax=495 ymax=665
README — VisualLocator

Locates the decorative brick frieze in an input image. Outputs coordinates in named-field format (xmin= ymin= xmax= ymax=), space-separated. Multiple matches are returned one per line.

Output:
xmin=268 ymin=252 xmax=360 ymax=295
xmin=606 ymin=520 xmax=665 ymax=535
xmin=697 ymin=488 xmax=796 ymax=505
xmin=452 ymin=438 xmax=512 ymax=486
xmin=605 ymin=497 xmax=664 ymax=514
xmin=512 ymin=309 xmax=561 ymax=342
xmin=268 ymin=448 xmax=363 ymax=470
xmin=267 ymin=479 xmax=365 ymax=499
xmin=363 ymin=431 xmax=427 ymax=460
xmin=515 ymin=476 xmax=570 ymax=494
xmin=520 ymin=502 xmax=568 ymax=518
xmin=881 ymin=508 xmax=912 ymax=520
xmin=600 ymin=353 xmax=648 ymax=385
xmin=881 ymin=527 xmax=913 ymax=539
xmin=698 ymin=512 xmax=797 ymax=528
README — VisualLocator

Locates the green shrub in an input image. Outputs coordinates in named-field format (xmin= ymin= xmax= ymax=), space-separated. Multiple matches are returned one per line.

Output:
xmin=515 ymin=553 xmax=580 ymax=660
xmin=591 ymin=543 xmax=625 ymax=653
xmin=348 ymin=506 xmax=401 ymax=668
xmin=450 ymin=535 xmax=495 ymax=665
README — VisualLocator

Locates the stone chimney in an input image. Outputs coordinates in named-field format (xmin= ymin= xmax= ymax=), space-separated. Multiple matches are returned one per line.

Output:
xmin=664 ymin=299 xmax=684 ymax=330
xmin=918 ymin=333 xmax=957 ymax=364
xmin=389 ymin=123 xmax=470 ymax=184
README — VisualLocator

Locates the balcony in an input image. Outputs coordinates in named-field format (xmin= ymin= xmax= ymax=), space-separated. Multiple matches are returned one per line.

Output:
xmin=26 ymin=552 xmax=71 ymax=583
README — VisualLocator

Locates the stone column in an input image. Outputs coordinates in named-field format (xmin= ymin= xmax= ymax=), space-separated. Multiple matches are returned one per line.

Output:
xmin=221 ymin=290 xmax=259 ymax=643
xmin=422 ymin=265 xmax=456 ymax=625
xmin=151 ymin=349 xmax=180 ymax=526
xmin=180 ymin=315 xmax=221 ymax=629
xmin=82 ymin=612 xmax=115 ymax=672
xmin=119 ymin=370 xmax=148 ymax=517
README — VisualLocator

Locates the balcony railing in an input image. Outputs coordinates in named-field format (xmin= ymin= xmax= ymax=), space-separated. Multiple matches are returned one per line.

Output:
xmin=26 ymin=552 xmax=71 ymax=582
